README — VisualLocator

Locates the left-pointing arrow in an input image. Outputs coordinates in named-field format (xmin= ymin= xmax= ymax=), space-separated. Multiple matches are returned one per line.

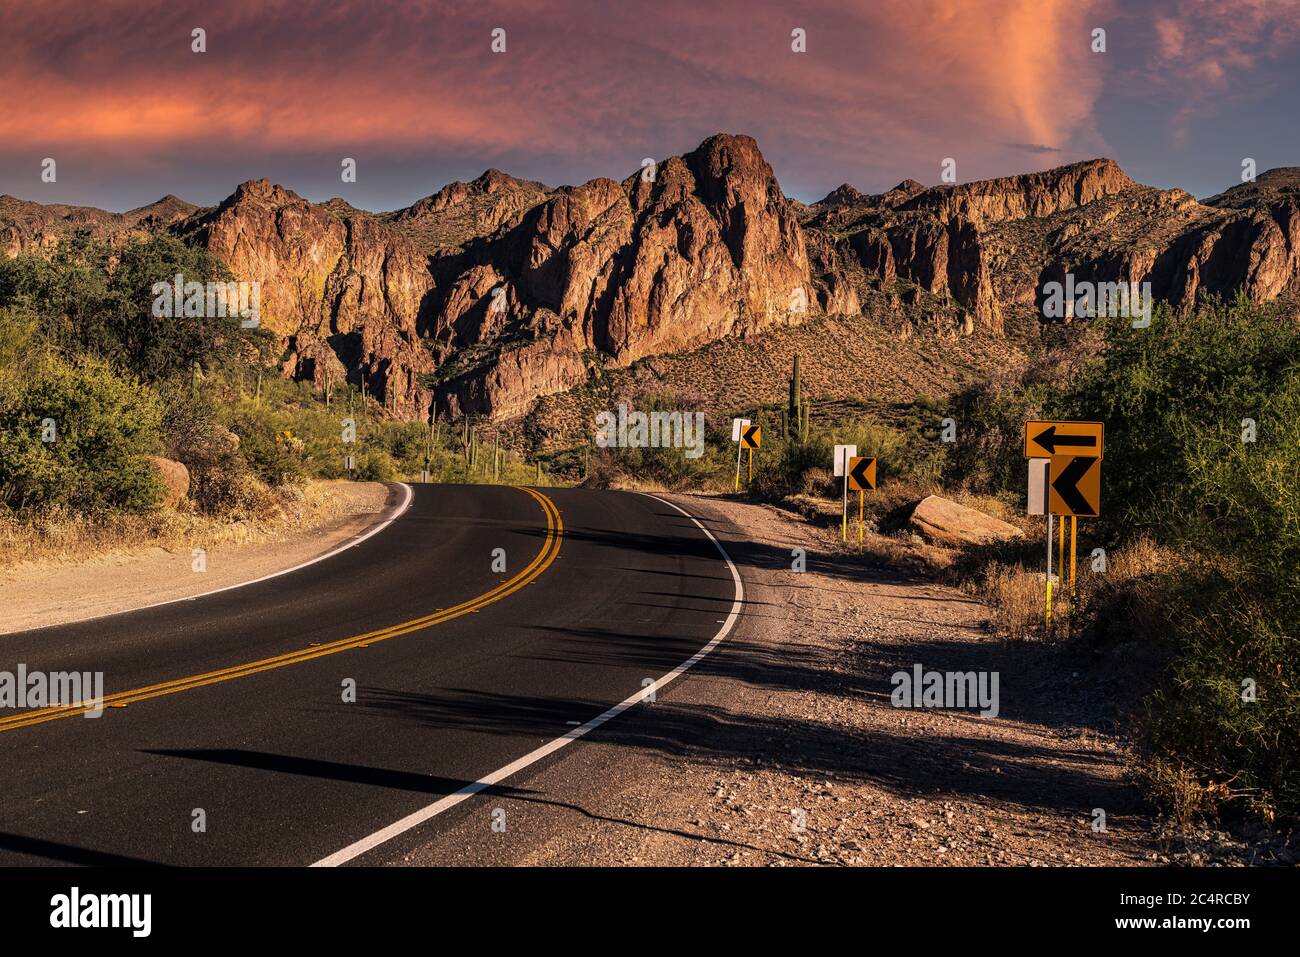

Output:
xmin=850 ymin=457 xmax=873 ymax=489
xmin=1051 ymin=455 xmax=1097 ymax=515
xmin=1034 ymin=425 xmax=1097 ymax=454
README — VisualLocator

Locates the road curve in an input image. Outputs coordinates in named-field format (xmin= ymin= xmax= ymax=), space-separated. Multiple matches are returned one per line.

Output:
xmin=0 ymin=484 xmax=743 ymax=866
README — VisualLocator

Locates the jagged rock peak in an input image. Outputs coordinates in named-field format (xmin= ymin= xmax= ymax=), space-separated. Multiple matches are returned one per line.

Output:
xmin=817 ymin=184 xmax=869 ymax=208
xmin=899 ymin=158 xmax=1135 ymax=227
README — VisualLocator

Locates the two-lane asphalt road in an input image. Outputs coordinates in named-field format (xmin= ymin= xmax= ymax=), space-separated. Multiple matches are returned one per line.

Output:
xmin=0 ymin=484 xmax=742 ymax=866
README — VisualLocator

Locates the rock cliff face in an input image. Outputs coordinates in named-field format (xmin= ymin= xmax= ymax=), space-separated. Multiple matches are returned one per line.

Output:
xmin=802 ymin=156 xmax=1300 ymax=342
xmin=799 ymin=158 xmax=1141 ymax=336
xmin=179 ymin=179 xmax=437 ymax=417
xmin=428 ymin=134 xmax=811 ymax=417
xmin=390 ymin=169 xmax=551 ymax=254
xmin=0 ymin=194 xmax=197 ymax=256
xmin=898 ymin=159 xmax=1135 ymax=228
xmin=4 ymin=136 xmax=1299 ymax=423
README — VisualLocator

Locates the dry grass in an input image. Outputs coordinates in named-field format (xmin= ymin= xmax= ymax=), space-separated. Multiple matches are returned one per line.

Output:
xmin=1144 ymin=759 xmax=1238 ymax=829
xmin=0 ymin=480 xmax=381 ymax=573
xmin=982 ymin=564 xmax=1046 ymax=640
xmin=971 ymin=534 xmax=1185 ymax=642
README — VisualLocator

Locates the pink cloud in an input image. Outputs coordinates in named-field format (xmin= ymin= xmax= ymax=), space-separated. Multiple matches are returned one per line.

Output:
xmin=2 ymin=0 xmax=1291 ymax=202
xmin=0 ymin=0 xmax=1115 ymax=189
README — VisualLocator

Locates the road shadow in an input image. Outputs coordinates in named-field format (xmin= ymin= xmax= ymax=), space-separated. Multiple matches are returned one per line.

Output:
xmin=139 ymin=747 xmax=824 ymax=865
xmin=415 ymin=490 xmax=1146 ymax=824
xmin=350 ymin=683 xmax=1144 ymax=823
xmin=142 ymin=748 xmax=534 ymax=800
xmin=0 ymin=831 xmax=163 ymax=867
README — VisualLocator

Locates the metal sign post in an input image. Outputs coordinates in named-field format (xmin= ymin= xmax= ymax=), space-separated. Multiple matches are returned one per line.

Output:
xmin=832 ymin=444 xmax=857 ymax=542
xmin=1046 ymin=510 xmax=1053 ymax=624
xmin=731 ymin=418 xmax=750 ymax=492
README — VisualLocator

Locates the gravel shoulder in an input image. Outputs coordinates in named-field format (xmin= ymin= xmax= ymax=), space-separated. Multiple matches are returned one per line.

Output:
xmin=0 ymin=481 xmax=395 ymax=635
xmin=398 ymin=492 xmax=1158 ymax=866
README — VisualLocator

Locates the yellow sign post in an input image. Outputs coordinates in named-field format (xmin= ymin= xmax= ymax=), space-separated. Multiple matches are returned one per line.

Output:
xmin=1069 ymin=515 xmax=1077 ymax=598
xmin=847 ymin=456 xmax=876 ymax=546
xmin=742 ymin=425 xmax=760 ymax=485
xmin=1058 ymin=510 xmax=1066 ymax=600
xmin=1046 ymin=512 xmax=1054 ymax=624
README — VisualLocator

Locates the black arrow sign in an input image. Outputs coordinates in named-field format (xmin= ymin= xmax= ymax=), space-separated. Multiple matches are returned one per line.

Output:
xmin=1033 ymin=425 xmax=1097 ymax=454
xmin=849 ymin=456 xmax=875 ymax=489
xmin=1051 ymin=455 xmax=1098 ymax=516
xmin=743 ymin=425 xmax=760 ymax=447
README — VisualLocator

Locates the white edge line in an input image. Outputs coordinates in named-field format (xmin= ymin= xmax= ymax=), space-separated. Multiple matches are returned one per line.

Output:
xmin=4 ymin=483 xmax=415 ymax=636
xmin=311 ymin=491 xmax=744 ymax=867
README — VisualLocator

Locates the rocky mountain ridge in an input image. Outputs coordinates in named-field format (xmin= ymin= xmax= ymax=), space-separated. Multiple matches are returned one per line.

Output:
xmin=4 ymin=135 xmax=1298 ymax=423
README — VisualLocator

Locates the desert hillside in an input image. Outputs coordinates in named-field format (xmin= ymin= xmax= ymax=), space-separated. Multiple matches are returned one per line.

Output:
xmin=4 ymin=134 xmax=1299 ymax=439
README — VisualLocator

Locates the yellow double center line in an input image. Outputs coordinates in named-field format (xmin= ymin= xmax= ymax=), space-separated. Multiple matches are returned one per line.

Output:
xmin=0 ymin=486 xmax=563 ymax=734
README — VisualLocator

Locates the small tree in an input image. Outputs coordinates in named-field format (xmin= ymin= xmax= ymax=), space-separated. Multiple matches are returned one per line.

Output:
xmin=0 ymin=356 xmax=163 ymax=513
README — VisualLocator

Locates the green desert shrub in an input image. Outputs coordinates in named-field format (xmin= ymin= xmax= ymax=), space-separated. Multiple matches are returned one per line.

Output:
xmin=1143 ymin=366 xmax=1300 ymax=821
xmin=0 ymin=234 xmax=268 ymax=384
xmin=1059 ymin=296 xmax=1300 ymax=534
xmin=0 ymin=355 xmax=163 ymax=513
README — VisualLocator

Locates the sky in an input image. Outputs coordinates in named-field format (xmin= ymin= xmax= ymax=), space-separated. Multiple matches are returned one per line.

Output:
xmin=1 ymin=0 xmax=1298 ymax=212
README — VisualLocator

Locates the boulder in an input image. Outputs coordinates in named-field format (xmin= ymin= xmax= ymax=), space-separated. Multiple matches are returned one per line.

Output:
xmin=148 ymin=455 xmax=190 ymax=508
xmin=908 ymin=495 xmax=1022 ymax=547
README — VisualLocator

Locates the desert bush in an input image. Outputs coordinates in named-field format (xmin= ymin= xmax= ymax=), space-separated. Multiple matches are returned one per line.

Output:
xmin=158 ymin=389 xmax=253 ymax=512
xmin=1023 ymin=298 xmax=1298 ymax=822
xmin=354 ymin=448 xmax=398 ymax=482
xmin=937 ymin=296 xmax=1300 ymax=823
xmin=749 ymin=430 xmax=831 ymax=498
xmin=229 ymin=410 xmax=308 ymax=488
xmin=1060 ymin=295 xmax=1300 ymax=534
xmin=0 ymin=355 xmax=163 ymax=513
xmin=1140 ymin=366 xmax=1300 ymax=822
xmin=0 ymin=234 xmax=268 ymax=383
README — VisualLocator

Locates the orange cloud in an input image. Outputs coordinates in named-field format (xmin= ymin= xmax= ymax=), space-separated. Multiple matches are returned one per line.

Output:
xmin=0 ymin=2 xmax=1109 ymax=165
xmin=1 ymin=0 xmax=1291 ymax=205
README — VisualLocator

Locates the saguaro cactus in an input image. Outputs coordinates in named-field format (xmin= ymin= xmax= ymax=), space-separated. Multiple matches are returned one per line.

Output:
xmin=789 ymin=354 xmax=801 ymax=429
xmin=789 ymin=355 xmax=810 ymax=442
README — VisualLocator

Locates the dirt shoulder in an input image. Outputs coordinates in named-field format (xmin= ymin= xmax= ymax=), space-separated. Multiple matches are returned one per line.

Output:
xmin=0 ymin=481 xmax=395 ymax=635
xmin=400 ymin=492 xmax=1159 ymax=866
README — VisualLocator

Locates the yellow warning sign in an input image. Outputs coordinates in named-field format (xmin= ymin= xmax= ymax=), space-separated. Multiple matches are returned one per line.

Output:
xmin=847 ymin=456 xmax=876 ymax=491
xmin=1048 ymin=454 xmax=1101 ymax=517
xmin=1025 ymin=421 xmax=1104 ymax=460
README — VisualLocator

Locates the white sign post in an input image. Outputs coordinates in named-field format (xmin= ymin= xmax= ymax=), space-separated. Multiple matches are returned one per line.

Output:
xmin=732 ymin=418 xmax=751 ymax=492
xmin=833 ymin=444 xmax=857 ymax=541
xmin=1028 ymin=457 xmax=1054 ymax=623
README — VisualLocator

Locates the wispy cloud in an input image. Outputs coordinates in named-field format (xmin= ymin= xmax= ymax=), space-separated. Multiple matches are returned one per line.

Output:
xmin=1136 ymin=0 xmax=1300 ymax=144
xmin=0 ymin=0 xmax=1292 ymax=207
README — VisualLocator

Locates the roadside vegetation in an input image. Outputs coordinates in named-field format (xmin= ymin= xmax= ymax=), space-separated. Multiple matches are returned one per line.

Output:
xmin=0 ymin=235 xmax=555 ymax=568
xmin=942 ymin=298 xmax=1299 ymax=826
